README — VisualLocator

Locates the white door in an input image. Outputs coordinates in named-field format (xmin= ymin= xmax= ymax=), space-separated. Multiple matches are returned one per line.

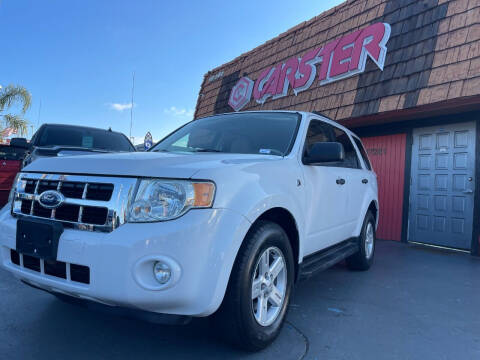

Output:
xmin=351 ymin=135 xmax=377 ymax=230
xmin=301 ymin=120 xmax=351 ymax=255
xmin=328 ymin=128 xmax=368 ymax=235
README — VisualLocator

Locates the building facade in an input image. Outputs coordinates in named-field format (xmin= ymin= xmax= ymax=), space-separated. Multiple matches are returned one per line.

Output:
xmin=194 ymin=0 xmax=480 ymax=255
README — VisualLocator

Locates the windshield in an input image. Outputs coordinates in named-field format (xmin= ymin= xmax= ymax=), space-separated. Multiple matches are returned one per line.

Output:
xmin=152 ymin=112 xmax=300 ymax=156
xmin=37 ymin=126 xmax=134 ymax=152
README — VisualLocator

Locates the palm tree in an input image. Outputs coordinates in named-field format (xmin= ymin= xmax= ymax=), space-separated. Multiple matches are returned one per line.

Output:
xmin=0 ymin=84 xmax=32 ymax=140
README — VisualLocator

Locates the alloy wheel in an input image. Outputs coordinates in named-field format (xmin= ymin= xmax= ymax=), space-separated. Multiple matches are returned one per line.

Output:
xmin=251 ymin=246 xmax=287 ymax=327
xmin=365 ymin=222 xmax=374 ymax=259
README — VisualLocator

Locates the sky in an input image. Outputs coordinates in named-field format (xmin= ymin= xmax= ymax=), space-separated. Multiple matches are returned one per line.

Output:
xmin=1 ymin=0 xmax=343 ymax=144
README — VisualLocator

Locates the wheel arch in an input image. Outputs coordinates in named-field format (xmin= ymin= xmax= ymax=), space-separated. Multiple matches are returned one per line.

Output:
xmin=353 ymin=198 xmax=379 ymax=237
xmin=247 ymin=207 xmax=301 ymax=282
xmin=368 ymin=200 xmax=379 ymax=227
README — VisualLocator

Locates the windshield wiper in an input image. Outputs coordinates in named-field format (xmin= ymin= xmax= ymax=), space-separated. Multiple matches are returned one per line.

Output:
xmin=195 ymin=148 xmax=223 ymax=153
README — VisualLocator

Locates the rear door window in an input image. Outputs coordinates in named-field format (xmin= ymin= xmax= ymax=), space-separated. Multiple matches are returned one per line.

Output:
xmin=332 ymin=127 xmax=360 ymax=169
xmin=304 ymin=119 xmax=361 ymax=169
xmin=353 ymin=137 xmax=372 ymax=170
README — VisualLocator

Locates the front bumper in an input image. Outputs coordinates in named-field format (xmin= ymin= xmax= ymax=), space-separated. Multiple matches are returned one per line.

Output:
xmin=0 ymin=206 xmax=251 ymax=317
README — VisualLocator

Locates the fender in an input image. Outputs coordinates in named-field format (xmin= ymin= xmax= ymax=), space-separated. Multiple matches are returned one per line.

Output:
xmin=193 ymin=158 xmax=306 ymax=256
xmin=234 ymin=194 xmax=305 ymax=264
xmin=354 ymin=196 xmax=380 ymax=237
xmin=192 ymin=158 xmax=306 ymax=313
xmin=248 ymin=196 xmax=303 ymax=260
xmin=205 ymin=197 xmax=304 ymax=315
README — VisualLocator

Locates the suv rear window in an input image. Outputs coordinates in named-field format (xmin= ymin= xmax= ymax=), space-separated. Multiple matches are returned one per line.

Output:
xmin=353 ymin=137 xmax=372 ymax=170
xmin=37 ymin=126 xmax=134 ymax=152
xmin=332 ymin=127 xmax=360 ymax=169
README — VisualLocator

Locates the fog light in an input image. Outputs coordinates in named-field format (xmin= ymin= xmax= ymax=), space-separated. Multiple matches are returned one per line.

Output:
xmin=153 ymin=261 xmax=171 ymax=284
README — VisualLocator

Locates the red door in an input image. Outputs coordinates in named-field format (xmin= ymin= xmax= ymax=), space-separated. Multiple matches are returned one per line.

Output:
xmin=361 ymin=134 xmax=407 ymax=241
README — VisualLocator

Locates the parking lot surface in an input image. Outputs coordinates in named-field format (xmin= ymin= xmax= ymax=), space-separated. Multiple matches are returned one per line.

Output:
xmin=1 ymin=240 xmax=479 ymax=360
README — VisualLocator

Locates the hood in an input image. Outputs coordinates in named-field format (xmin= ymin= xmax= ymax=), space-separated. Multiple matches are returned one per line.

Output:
xmin=23 ymin=151 xmax=281 ymax=179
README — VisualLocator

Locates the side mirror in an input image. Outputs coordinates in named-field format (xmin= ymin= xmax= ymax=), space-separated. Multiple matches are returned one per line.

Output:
xmin=10 ymin=137 xmax=29 ymax=149
xmin=304 ymin=142 xmax=345 ymax=165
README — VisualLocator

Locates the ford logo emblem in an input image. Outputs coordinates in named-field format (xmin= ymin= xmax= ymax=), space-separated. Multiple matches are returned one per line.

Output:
xmin=38 ymin=190 xmax=65 ymax=209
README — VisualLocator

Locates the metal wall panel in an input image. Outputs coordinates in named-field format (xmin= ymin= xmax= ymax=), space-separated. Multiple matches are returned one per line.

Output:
xmin=361 ymin=134 xmax=407 ymax=241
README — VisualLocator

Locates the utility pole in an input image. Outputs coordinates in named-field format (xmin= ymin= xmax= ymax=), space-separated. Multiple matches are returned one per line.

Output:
xmin=129 ymin=72 xmax=135 ymax=141
xmin=34 ymin=100 xmax=42 ymax=137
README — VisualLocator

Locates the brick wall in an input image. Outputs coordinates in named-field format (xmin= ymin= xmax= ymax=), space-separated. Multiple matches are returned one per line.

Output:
xmin=194 ymin=0 xmax=480 ymax=122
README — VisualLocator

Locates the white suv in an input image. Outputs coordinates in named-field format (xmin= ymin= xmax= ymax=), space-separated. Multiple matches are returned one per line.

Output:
xmin=0 ymin=111 xmax=378 ymax=350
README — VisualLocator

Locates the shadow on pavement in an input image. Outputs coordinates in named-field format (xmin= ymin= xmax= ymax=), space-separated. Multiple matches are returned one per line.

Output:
xmin=0 ymin=278 xmax=307 ymax=360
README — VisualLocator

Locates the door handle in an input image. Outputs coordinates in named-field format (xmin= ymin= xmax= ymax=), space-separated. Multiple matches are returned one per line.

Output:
xmin=463 ymin=189 xmax=473 ymax=194
xmin=336 ymin=178 xmax=346 ymax=185
xmin=362 ymin=179 xmax=368 ymax=184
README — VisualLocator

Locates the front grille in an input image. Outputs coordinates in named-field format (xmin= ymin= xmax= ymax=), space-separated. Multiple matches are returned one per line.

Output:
xmin=33 ymin=200 xmax=52 ymax=218
xmin=24 ymin=179 xmax=36 ymax=194
xmin=60 ymin=182 xmax=85 ymax=199
xmin=10 ymin=249 xmax=20 ymax=265
xmin=23 ymin=179 xmax=114 ymax=201
xmin=82 ymin=206 xmax=108 ymax=225
xmin=86 ymin=183 xmax=114 ymax=201
xmin=37 ymin=180 xmax=58 ymax=194
xmin=12 ymin=173 xmax=137 ymax=232
xmin=70 ymin=264 xmax=90 ymax=284
xmin=55 ymin=204 xmax=81 ymax=222
xmin=10 ymin=249 xmax=90 ymax=284
xmin=45 ymin=259 xmax=67 ymax=279
xmin=21 ymin=199 xmax=32 ymax=214
xmin=23 ymin=254 xmax=41 ymax=272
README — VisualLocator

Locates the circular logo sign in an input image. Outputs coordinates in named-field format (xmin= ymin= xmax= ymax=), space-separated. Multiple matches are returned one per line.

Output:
xmin=228 ymin=77 xmax=254 ymax=112
xmin=38 ymin=190 xmax=65 ymax=209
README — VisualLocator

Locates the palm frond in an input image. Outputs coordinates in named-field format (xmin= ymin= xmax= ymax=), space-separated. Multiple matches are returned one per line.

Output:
xmin=3 ymin=114 xmax=28 ymax=136
xmin=0 ymin=85 xmax=32 ymax=113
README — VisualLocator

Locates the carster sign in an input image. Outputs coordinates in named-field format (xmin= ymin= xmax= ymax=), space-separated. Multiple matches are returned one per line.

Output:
xmin=228 ymin=22 xmax=391 ymax=112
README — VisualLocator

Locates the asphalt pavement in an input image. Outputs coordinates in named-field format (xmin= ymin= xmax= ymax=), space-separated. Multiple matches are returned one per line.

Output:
xmin=1 ymin=240 xmax=479 ymax=360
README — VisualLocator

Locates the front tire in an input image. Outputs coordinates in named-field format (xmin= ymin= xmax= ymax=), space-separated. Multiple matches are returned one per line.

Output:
xmin=213 ymin=221 xmax=294 ymax=351
xmin=346 ymin=211 xmax=376 ymax=271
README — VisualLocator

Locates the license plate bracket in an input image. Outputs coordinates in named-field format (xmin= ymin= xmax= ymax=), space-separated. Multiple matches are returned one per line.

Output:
xmin=16 ymin=218 xmax=64 ymax=261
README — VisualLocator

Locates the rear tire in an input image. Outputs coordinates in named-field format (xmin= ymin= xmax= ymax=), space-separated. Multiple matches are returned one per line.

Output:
xmin=212 ymin=220 xmax=294 ymax=351
xmin=346 ymin=211 xmax=376 ymax=271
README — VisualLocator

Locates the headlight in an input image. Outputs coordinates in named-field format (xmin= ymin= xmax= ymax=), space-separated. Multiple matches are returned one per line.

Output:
xmin=127 ymin=179 xmax=215 ymax=222
xmin=8 ymin=173 xmax=20 ymax=204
